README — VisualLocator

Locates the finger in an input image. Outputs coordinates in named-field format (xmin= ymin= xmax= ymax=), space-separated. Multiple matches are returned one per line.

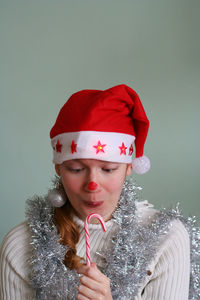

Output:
xmin=80 ymin=271 xmax=111 ymax=297
xmin=76 ymin=293 xmax=90 ymax=300
xmin=78 ymin=284 xmax=98 ymax=299
xmin=80 ymin=275 xmax=102 ymax=292
xmin=86 ymin=263 xmax=106 ymax=282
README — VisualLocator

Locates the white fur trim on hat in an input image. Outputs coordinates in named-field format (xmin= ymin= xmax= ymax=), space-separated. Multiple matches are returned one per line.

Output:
xmin=51 ymin=131 xmax=135 ymax=164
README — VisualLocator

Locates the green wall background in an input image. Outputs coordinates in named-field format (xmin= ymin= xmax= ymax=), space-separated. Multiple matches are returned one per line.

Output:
xmin=0 ymin=0 xmax=200 ymax=243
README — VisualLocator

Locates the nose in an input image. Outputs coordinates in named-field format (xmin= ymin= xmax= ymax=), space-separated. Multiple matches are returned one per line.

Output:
xmin=88 ymin=181 xmax=98 ymax=191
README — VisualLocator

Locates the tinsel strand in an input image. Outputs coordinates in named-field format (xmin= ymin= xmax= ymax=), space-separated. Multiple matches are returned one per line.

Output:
xmin=26 ymin=177 xmax=200 ymax=299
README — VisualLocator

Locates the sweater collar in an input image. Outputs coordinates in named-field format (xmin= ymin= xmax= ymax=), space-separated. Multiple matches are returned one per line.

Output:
xmin=73 ymin=214 xmax=114 ymax=230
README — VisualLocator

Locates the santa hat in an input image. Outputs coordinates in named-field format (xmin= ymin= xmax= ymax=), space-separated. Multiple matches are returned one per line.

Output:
xmin=50 ymin=84 xmax=150 ymax=174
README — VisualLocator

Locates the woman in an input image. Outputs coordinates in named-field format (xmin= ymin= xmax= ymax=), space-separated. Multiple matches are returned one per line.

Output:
xmin=0 ymin=84 xmax=199 ymax=299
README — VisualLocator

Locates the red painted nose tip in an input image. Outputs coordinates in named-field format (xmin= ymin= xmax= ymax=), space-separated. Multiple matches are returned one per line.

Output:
xmin=88 ymin=181 xmax=98 ymax=191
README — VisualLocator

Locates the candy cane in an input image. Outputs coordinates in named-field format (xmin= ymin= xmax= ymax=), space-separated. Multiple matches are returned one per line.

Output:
xmin=84 ymin=213 xmax=107 ymax=267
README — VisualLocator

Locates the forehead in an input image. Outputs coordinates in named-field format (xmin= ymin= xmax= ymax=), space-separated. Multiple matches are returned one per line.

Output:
xmin=63 ymin=159 xmax=121 ymax=166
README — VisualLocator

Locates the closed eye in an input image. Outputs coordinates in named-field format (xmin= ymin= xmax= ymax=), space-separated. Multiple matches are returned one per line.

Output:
xmin=67 ymin=167 xmax=84 ymax=173
xmin=102 ymin=168 xmax=118 ymax=173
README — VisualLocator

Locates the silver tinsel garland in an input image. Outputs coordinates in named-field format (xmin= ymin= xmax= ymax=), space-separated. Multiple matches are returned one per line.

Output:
xmin=26 ymin=177 xmax=200 ymax=300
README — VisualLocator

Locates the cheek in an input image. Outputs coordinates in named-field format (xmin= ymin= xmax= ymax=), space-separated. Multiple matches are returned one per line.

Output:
xmin=61 ymin=175 xmax=79 ymax=196
xmin=106 ymin=176 xmax=124 ymax=194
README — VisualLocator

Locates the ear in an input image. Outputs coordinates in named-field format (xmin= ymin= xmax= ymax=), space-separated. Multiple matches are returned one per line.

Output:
xmin=126 ymin=163 xmax=133 ymax=176
xmin=55 ymin=164 xmax=60 ymax=176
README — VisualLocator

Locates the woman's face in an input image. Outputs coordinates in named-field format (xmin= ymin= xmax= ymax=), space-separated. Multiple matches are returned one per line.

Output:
xmin=55 ymin=159 xmax=132 ymax=222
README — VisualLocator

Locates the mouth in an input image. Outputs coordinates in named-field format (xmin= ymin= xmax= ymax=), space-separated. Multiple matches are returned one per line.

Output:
xmin=83 ymin=201 xmax=104 ymax=208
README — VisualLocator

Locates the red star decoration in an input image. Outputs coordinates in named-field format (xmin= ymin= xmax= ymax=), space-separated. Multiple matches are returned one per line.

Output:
xmin=56 ymin=140 xmax=62 ymax=153
xmin=71 ymin=140 xmax=77 ymax=154
xmin=119 ymin=142 xmax=127 ymax=155
xmin=129 ymin=144 xmax=133 ymax=156
xmin=93 ymin=140 xmax=106 ymax=154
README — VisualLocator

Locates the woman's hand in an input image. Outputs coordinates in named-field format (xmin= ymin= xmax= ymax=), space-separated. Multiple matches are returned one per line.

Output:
xmin=77 ymin=262 xmax=113 ymax=300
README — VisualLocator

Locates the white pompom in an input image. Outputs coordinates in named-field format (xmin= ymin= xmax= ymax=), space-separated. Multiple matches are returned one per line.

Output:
xmin=132 ymin=155 xmax=151 ymax=174
xmin=47 ymin=188 xmax=66 ymax=207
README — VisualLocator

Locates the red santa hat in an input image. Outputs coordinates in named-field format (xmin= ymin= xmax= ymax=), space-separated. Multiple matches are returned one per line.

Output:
xmin=50 ymin=84 xmax=150 ymax=174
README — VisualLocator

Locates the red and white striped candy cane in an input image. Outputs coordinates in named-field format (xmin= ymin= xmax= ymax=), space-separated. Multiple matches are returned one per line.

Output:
xmin=84 ymin=213 xmax=107 ymax=267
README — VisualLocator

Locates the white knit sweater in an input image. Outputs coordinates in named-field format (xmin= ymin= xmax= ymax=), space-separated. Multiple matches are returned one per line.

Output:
xmin=0 ymin=201 xmax=190 ymax=300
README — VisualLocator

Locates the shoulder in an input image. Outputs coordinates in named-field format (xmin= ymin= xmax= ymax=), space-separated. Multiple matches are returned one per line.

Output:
xmin=0 ymin=221 xmax=32 ymax=278
xmin=135 ymin=200 xmax=190 ymax=257
xmin=0 ymin=221 xmax=32 ymax=254
xmin=135 ymin=200 xmax=189 ymax=231
xmin=135 ymin=200 xmax=158 ymax=223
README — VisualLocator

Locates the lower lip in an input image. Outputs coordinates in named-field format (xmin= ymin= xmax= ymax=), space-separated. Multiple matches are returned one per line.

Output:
xmin=84 ymin=201 xmax=104 ymax=208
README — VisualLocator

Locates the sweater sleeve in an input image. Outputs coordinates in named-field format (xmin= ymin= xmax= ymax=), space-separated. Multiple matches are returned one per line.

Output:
xmin=0 ymin=222 xmax=36 ymax=300
xmin=135 ymin=219 xmax=190 ymax=300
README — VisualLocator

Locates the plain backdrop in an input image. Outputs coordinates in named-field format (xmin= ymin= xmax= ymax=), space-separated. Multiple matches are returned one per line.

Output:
xmin=0 ymin=0 xmax=200 ymax=243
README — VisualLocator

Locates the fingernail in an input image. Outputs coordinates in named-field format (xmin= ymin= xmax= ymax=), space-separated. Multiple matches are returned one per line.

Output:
xmin=91 ymin=262 xmax=96 ymax=267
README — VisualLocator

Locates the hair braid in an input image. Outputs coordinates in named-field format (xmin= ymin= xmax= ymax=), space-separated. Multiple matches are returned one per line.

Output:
xmin=53 ymin=200 xmax=84 ymax=270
